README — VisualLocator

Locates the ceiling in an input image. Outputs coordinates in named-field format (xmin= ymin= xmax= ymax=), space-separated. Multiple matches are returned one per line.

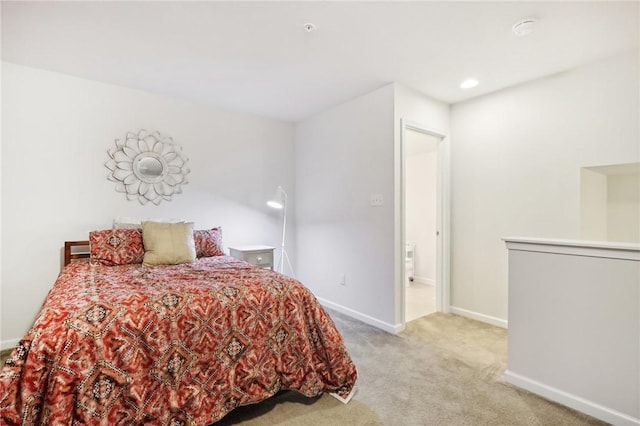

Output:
xmin=2 ymin=1 xmax=638 ymax=122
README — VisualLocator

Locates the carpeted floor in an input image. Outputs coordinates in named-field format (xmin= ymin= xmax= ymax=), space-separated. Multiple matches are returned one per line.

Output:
xmin=214 ymin=390 xmax=382 ymax=425
xmin=0 ymin=311 xmax=608 ymax=425
xmin=331 ymin=310 xmax=607 ymax=426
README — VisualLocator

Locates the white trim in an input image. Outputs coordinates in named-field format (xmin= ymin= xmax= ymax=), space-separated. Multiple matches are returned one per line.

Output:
xmin=504 ymin=371 xmax=640 ymax=426
xmin=317 ymin=297 xmax=403 ymax=334
xmin=1 ymin=338 xmax=20 ymax=351
xmin=449 ymin=306 xmax=508 ymax=329
xmin=504 ymin=237 xmax=639 ymax=261
xmin=399 ymin=119 xmax=451 ymax=328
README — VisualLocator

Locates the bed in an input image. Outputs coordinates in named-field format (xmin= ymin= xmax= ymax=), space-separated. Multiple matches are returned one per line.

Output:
xmin=0 ymin=227 xmax=357 ymax=425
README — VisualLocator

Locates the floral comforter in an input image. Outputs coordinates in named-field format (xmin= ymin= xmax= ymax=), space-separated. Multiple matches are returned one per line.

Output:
xmin=0 ymin=256 xmax=357 ymax=425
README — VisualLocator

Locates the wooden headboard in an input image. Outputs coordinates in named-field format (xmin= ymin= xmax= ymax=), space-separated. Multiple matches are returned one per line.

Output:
xmin=64 ymin=240 xmax=90 ymax=266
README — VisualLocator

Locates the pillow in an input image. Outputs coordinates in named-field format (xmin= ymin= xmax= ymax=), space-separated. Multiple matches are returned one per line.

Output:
xmin=194 ymin=227 xmax=225 ymax=257
xmin=113 ymin=217 xmax=142 ymax=229
xmin=89 ymin=229 xmax=144 ymax=266
xmin=142 ymin=221 xmax=196 ymax=266
xmin=113 ymin=217 xmax=183 ymax=229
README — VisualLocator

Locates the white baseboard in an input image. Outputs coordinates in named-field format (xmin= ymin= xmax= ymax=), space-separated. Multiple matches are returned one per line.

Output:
xmin=316 ymin=297 xmax=402 ymax=334
xmin=449 ymin=305 xmax=508 ymax=329
xmin=504 ymin=370 xmax=639 ymax=426
xmin=1 ymin=338 xmax=20 ymax=351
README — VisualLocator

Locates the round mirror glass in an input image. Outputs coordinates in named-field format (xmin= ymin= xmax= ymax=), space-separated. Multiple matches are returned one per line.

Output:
xmin=138 ymin=157 xmax=163 ymax=179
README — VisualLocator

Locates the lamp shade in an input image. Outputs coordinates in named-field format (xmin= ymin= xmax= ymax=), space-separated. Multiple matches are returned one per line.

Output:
xmin=267 ymin=186 xmax=285 ymax=209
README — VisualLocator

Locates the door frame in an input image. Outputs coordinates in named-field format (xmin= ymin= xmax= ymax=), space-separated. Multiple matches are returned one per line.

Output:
xmin=399 ymin=118 xmax=450 ymax=327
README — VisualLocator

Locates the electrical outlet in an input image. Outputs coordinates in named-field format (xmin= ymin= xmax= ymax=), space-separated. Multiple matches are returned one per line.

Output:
xmin=370 ymin=194 xmax=383 ymax=206
xmin=339 ymin=273 xmax=346 ymax=286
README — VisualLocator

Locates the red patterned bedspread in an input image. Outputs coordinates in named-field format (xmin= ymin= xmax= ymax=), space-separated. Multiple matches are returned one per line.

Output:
xmin=0 ymin=256 xmax=357 ymax=425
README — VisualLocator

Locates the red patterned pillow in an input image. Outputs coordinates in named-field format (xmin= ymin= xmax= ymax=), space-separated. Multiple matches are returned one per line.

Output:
xmin=194 ymin=227 xmax=224 ymax=257
xmin=89 ymin=229 xmax=145 ymax=266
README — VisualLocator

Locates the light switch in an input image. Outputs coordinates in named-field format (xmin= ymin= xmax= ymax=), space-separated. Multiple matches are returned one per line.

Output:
xmin=370 ymin=194 xmax=383 ymax=206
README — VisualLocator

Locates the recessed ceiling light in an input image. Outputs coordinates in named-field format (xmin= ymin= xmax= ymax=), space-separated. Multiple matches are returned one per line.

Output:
xmin=512 ymin=18 xmax=537 ymax=37
xmin=460 ymin=79 xmax=479 ymax=89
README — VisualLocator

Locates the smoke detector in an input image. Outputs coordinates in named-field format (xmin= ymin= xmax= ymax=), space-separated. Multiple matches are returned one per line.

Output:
xmin=512 ymin=18 xmax=536 ymax=37
xmin=303 ymin=23 xmax=317 ymax=33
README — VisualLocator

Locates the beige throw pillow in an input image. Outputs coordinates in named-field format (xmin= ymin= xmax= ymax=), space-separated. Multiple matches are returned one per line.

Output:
xmin=142 ymin=221 xmax=196 ymax=266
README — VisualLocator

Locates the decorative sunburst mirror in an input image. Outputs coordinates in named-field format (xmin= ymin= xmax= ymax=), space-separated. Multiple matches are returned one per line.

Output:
xmin=105 ymin=130 xmax=190 ymax=205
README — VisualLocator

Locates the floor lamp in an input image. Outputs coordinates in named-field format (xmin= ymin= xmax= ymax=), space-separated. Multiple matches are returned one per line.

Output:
xmin=267 ymin=186 xmax=295 ymax=277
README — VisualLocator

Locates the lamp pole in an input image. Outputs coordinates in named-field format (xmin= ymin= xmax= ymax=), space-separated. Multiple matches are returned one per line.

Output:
xmin=275 ymin=186 xmax=294 ymax=278
xmin=278 ymin=187 xmax=287 ymax=274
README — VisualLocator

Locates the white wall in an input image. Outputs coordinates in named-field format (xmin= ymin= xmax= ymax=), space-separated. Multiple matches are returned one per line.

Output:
xmin=505 ymin=238 xmax=639 ymax=425
xmin=450 ymin=51 xmax=639 ymax=323
xmin=295 ymin=83 xmax=449 ymax=332
xmin=580 ymin=168 xmax=608 ymax=240
xmin=581 ymin=164 xmax=640 ymax=243
xmin=608 ymin=172 xmax=640 ymax=242
xmin=1 ymin=62 xmax=295 ymax=348
xmin=295 ymin=84 xmax=397 ymax=330
xmin=394 ymin=84 xmax=450 ymax=326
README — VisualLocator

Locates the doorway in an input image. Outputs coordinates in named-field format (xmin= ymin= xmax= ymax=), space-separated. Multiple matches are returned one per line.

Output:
xmin=400 ymin=120 xmax=448 ymax=325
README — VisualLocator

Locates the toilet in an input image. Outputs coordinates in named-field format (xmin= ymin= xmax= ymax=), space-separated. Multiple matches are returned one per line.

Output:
xmin=405 ymin=242 xmax=415 ymax=287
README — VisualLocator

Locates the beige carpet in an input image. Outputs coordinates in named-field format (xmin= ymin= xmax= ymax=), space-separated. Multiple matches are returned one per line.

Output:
xmin=1 ymin=312 xmax=608 ymax=425
xmin=215 ymin=391 xmax=382 ymax=425
xmin=332 ymin=310 xmax=608 ymax=426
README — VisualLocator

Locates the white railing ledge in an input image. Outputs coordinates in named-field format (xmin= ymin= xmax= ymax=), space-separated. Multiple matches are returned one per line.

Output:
xmin=504 ymin=237 xmax=640 ymax=261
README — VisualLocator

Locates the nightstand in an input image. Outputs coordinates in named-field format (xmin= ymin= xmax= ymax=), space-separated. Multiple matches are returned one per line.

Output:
xmin=228 ymin=245 xmax=275 ymax=269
